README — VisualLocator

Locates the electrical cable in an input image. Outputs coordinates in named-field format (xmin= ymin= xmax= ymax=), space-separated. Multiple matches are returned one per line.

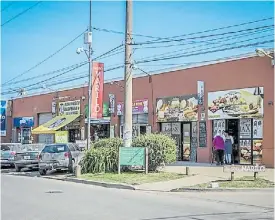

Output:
xmin=1 ymin=61 xmax=88 ymax=88
xmin=133 ymin=25 xmax=274 ymax=45
xmin=1 ymin=1 xmax=42 ymax=27
xmin=2 ymin=29 xmax=88 ymax=86
xmin=135 ymin=26 xmax=274 ymax=49
xmin=135 ymin=40 xmax=274 ymax=64
xmin=1 ymin=2 xmax=15 ymax=12
xmin=92 ymin=17 xmax=274 ymax=42
xmin=134 ymin=33 xmax=274 ymax=62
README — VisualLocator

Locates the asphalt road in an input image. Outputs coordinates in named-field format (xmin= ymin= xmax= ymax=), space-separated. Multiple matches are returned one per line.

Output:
xmin=1 ymin=173 xmax=274 ymax=220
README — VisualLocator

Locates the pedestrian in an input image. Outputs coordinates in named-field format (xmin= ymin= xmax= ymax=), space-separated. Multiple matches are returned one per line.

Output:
xmin=213 ymin=132 xmax=225 ymax=165
xmin=224 ymin=130 xmax=234 ymax=164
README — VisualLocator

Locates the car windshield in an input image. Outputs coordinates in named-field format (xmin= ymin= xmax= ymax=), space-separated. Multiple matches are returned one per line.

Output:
xmin=42 ymin=145 xmax=68 ymax=153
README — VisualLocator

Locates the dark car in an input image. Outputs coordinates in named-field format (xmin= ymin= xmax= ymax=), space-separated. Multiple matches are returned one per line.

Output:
xmin=14 ymin=144 xmax=45 ymax=172
xmin=1 ymin=143 xmax=22 ymax=168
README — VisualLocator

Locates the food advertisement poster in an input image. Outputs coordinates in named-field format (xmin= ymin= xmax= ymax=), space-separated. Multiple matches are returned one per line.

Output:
xmin=240 ymin=139 xmax=252 ymax=164
xmin=117 ymin=99 xmax=149 ymax=116
xmin=239 ymin=119 xmax=252 ymax=139
xmin=212 ymin=119 xmax=226 ymax=137
xmin=253 ymin=119 xmax=263 ymax=139
xmin=253 ymin=140 xmax=263 ymax=165
xmin=208 ymin=87 xmax=264 ymax=120
xmin=156 ymin=95 xmax=198 ymax=122
xmin=91 ymin=62 xmax=104 ymax=119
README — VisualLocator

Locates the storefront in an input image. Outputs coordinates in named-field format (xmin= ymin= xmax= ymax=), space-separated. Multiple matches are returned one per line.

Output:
xmin=117 ymin=99 xmax=151 ymax=138
xmin=13 ymin=117 xmax=34 ymax=144
xmin=156 ymin=95 xmax=199 ymax=161
xmin=208 ymin=86 xmax=264 ymax=165
xmin=86 ymin=103 xmax=111 ymax=140
xmin=32 ymin=100 xmax=81 ymax=143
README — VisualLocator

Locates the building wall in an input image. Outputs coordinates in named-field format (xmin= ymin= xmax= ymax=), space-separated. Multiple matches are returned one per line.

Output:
xmin=8 ymin=56 xmax=274 ymax=166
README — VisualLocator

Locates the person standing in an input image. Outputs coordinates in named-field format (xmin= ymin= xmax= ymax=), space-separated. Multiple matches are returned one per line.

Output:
xmin=213 ymin=133 xmax=225 ymax=165
xmin=224 ymin=130 xmax=234 ymax=164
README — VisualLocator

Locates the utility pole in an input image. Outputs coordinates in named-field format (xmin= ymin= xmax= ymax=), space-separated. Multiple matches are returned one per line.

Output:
xmin=87 ymin=0 xmax=93 ymax=149
xmin=123 ymin=0 xmax=133 ymax=147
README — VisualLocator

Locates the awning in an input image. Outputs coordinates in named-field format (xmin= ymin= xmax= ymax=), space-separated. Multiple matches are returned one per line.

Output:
xmin=32 ymin=115 xmax=79 ymax=134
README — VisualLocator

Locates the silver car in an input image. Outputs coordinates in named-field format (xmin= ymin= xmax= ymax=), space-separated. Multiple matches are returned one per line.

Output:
xmin=14 ymin=144 xmax=45 ymax=172
xmin=38 ymin=143 xmax=80 ymax=175
xmin=1 ymin=143 xmax=22 ymax=168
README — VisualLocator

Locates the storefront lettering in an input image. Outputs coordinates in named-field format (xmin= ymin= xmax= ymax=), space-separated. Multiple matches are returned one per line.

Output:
xmin=94 ymin=70 xmax=102 ymax=113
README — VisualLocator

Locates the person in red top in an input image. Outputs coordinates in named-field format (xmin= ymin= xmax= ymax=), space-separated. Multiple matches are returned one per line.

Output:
xmin=213 ymin=133 xmax=225 ymax=165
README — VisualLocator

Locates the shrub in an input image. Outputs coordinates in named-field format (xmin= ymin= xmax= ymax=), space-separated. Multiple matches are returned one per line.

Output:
xmin=132 ymin=133 xmax=177 ymax=171
xmin=80 ymin=134 xmax=177 ymax=173
xmin=80 ymin=137 xmax=122 ymax=174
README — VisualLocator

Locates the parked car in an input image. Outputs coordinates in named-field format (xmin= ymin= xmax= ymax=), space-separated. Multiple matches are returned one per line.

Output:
xmin=38 ymin=143 xmax=81 ymax=175
xmin=14 ymin=144 xmax=45 ymax=172
xmin=1 ymin=143 xmax=22 ymax=168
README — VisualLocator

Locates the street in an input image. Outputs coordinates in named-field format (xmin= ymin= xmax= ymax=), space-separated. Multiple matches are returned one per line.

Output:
xmin=1 ymin=173 xmax=274 ymax=220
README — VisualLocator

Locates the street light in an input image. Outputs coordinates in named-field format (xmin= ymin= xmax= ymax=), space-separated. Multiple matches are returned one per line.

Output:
xmin=76 ymin=46 xmax=92 ymax=150
xmin=133 ymin=65 xmax=155 ymax=127
xmin=255 ymin=48 xmax=274 ymax=59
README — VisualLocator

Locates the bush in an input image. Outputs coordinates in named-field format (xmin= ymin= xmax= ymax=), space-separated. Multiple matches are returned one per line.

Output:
xmin=80 ymin=137 xmax=122 ymax=174
xmin=132 ymin=133 xmax=177 ymax=171
xmin=80 ymin=134 xmax=177 ymax=173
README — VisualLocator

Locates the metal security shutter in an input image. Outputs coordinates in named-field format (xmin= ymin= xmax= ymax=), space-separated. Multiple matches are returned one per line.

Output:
xmin=38 ymin=113 xmax=54 ymax=144
xmin=119 ymin=114 xmax=148 ymax=125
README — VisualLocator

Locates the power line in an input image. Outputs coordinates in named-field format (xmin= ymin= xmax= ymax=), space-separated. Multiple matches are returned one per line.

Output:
xmin=133 ymin=25 xmax=274 ymax=45
xmin=136 ymin=40 xmax=274 ymax=64
xmin=135 ymin=26 xmax=274 ymax=49
xmin=1 ymin=2 xmax=15 ymax=12
xmin=93 ymin=44 xmax=124 ymax=60
xmin=93 ymin=17 xmax=273 ymax=42
xmin=1 ymin=61 xmax=88 ymax=88
xmin=2 ymin=29 xmax=87 ymax=86
xmin=134 ymin=32 xmax=274 ymax=62
xmin=1 ymin=1 xmax=42 ymax=27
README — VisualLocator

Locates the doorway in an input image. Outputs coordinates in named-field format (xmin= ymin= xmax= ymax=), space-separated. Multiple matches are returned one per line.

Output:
xmin=182 ymin=122 xmax=191 ymax=161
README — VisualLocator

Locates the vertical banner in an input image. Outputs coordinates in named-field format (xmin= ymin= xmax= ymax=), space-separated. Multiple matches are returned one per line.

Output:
xmin=109 ymin=94 xmax=115 ymax=114
xmin=197 ymin=81 xmax=205 ymax=105
xmin=91 ymin=62 xmax=104 ymax=119
xmin=1 ymin=100 xmax=7 ymax=136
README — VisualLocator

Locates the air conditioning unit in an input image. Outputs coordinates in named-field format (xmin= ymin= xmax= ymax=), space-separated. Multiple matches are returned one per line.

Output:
xmin=84 ymin=32 xmax=92 ymax=44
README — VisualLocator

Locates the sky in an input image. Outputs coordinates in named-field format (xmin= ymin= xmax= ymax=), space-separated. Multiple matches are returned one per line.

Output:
xmin=1 ymin=1 xmax=274 ymax=98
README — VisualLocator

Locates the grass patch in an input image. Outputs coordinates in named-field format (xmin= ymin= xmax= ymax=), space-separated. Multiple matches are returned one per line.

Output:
xmin=194 ymin=176 xmax=275 ymax=189
xmin=80 ymin=172 xmax=185 ymax=185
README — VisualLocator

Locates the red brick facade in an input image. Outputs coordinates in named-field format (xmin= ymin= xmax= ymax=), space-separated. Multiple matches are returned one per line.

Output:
xmin=6 ymin=55 xmax=274 ymax=167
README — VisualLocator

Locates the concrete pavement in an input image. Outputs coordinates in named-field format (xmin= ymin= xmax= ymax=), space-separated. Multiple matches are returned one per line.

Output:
xmin=1 ymin=174 xmax=274 ymax=220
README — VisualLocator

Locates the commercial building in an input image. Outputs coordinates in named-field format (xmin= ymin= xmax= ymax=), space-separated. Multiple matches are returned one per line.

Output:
xmin=3 ymin=52 xmax=274 ymax=167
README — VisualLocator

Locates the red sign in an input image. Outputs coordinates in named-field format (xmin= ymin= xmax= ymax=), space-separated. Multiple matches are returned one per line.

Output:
xmin=91 ymin=62 xmax=104 ymax=119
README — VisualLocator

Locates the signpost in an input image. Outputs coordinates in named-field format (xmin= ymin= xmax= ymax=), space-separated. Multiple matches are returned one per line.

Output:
xmin=118 ymin=147 xmax=148 ymax=174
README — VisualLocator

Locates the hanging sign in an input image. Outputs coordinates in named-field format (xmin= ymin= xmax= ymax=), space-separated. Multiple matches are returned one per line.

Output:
xmin=55 ymin=131 xmax=69 ymax=143
xmin=109 ymin=94 xmax=115 ymax=114
xmin=117 ymin=99 xmax=149 ymax=115
xmin=1 ymin=100 xmax=7 ymax=136
xmin=58 ymin=100 xmax=80 ymax=116
xmin=91 ymin=62 xmax=104 ymax=119
xmin=197 ymin=81 xmax=205 ymax=105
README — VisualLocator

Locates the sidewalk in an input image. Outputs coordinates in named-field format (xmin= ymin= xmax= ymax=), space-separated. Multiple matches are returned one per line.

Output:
xmin=136 ymin=163 xmax=274 ymax=191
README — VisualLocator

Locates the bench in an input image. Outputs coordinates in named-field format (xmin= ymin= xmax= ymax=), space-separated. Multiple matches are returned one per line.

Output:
xmin=223 ymin=165 xmax=266 ymax=181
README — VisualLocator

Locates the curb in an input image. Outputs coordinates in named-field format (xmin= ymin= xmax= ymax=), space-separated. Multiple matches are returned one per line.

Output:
xmin=43 ymin=176 xmax=136 ymax=191
xmin=170 ymin=187 xmax=274 ymax=192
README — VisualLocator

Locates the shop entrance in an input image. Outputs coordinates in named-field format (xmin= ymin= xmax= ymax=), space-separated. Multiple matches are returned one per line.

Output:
xmin=213 ymin=118 xmax=263 ymax=165
xmin=160 ymin=122 xmax=196 ymax=162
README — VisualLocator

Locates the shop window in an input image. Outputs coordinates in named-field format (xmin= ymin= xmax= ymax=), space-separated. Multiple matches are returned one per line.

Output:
xmin=119 ymin=114 xmax=149 ymax=125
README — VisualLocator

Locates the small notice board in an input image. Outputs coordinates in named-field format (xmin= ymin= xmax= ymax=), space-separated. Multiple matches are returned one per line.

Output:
xmin=118 ymin=147 xmax=148 ymax=174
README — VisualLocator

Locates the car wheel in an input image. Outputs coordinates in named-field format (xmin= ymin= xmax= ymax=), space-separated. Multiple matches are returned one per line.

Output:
xmin=39 ymin=169 xmax=47 ymax=176
xmin=69 ymin=159 xmax=75 ymax=173
xmin=15 ymin=165 xmax=22 ymax=172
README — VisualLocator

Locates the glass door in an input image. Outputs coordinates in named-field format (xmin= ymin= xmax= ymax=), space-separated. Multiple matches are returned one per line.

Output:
xmin=182 ymin=122 xmax=191 ymax=161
